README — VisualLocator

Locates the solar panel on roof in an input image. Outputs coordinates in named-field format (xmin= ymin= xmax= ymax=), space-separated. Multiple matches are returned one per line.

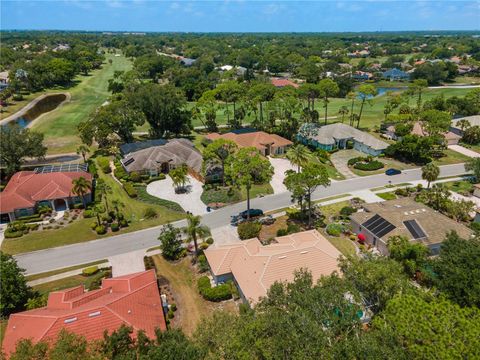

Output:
xmin=35 ymin=163 xmax=88 ymax=174
xmin=362 ymin=215 xmax=395 ymax=238
xmin=403 ymin=220 xmax=427 ymax=239
xmin=123 ymin=158 xmax=135 ymax=166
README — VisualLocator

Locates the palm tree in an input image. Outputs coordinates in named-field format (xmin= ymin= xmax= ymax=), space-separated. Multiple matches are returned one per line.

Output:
xmin=111 ymin=199 xmax=124 ymax=220
xmin=347 ymin=91 xmax=356 ymax=127
xmin=72 ymin=176 xmax=92 ymax=208
xmin=76 ymin=145 xmax=90 ymax=163
xmin=96 ymin=180 xmax=112 ymax=212
xmin=183 ymin=213 xmax=209 ymax=258
xmin=286 ymin=144 xmax=312 ymax=173
xmin=421 ymin=162 xmax=440 ymax=188
xmin=338 ymin=106 xmax=349 ymax=123
xmin=170 ymin=164 xmax=190 ymax=193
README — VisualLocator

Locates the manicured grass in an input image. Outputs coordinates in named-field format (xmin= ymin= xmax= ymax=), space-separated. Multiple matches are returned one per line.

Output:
xmin=377 ymin=192 xmax=397 ymax=201
xmin=25 ymin=259 xmax=108 ymax=281
xmin=32 ymin=52 xmax=132 ymax=154
xmin=321 ymin=232 xmax=356 ymax=257
xmin=1 ymin=162 xmax=185 ymax=255
xmin=241 ymin=183 xmax=274 ymax=199
xmin=350 ymin=156 xmax=415 ymax=177
xmin=32 ymin=270 xmax=109 ymax=295
xmin=319 ymin=200 xmax=351 ymax=219
xmin=135 ymin=184 xmax=184 ymax=212
xmin=151 ymin=255 xmax=237 ymax=335
xmin=0 ymin=319 xmax=7 ymax=346
xmin=315 ymin=194 xmax=352 ymax=204
xmin=433 ymin=149 xmax=470 ymax=166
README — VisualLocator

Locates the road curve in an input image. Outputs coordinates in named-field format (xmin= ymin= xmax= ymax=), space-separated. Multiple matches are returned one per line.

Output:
xmin=15 ymin=163 xmax=467 ymax=275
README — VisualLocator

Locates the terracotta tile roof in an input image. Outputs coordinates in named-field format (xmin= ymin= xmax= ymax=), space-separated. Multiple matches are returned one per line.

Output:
xmin=204 ymin=230 xmax=342 ymax=304
xmin=0 ymin=171 xmax=92 ymax=214
xmin=204 ymin=131 xmax=292 ymax=152
xmin=270 ymin=78 xmax=299 ymax=88
xmin=2 ymin=270 xmax=166 ymax=357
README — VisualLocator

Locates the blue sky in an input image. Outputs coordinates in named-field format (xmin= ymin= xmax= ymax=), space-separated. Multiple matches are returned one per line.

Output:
xmin=2 ymin=1 xmax=479 ymax=32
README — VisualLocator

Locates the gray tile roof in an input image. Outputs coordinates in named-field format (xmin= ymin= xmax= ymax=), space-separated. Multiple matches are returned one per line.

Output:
xmin=308 ymin=123 xmax=389 ymax=151
xmin=119 ymin=139 xmax=168 ymax=155
xmin=451 ymin=115 xmax=480 ymax=129
xmin=121 ymin=139 xmax=202 ymax=173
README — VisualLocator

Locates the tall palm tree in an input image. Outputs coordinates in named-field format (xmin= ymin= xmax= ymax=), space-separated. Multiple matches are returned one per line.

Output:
xmin=72 ymin=176 xmax=92 ymax=209
xmin=183 ymin=213 xmax=209 ymax=257
xmin=111 ymin=199 xmax=124 ymax=220
xmin=96 ymin=180 xmax=112 ymax=212
xmin=76 ymin=145 xmax=90 ymax=164
xmin=170 ymin=164 xmax=190 ymax=193
xmin=286 ymin=144 xmax=312 ymax=173
xmin=421 ymin=162 xmax=440 ymax=188
xmin=338 ymin=106 xmax=349 ymax=123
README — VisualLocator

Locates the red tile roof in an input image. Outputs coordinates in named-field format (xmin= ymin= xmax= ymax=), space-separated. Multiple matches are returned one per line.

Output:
xmin=2 ymin=270 xmax=166 ymax=357
xmin=0 ymin=171 xmax=92 ymax=213
xmin=270 ymin=78 xmax=299 ymax=88
xmin=205 ymin=131 xmax=292 ymax=152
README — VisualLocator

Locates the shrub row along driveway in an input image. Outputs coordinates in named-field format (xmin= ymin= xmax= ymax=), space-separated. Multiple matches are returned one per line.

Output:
xmin=330 ymin=150 xmax=359 ymax=179
xmin=147 ymin=175 xmax=207 ymax=215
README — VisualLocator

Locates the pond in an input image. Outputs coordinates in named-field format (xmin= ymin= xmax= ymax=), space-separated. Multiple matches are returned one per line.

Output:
xmin=2 ymin=93 xmax=67 ymax=128
xmin=355 ymin=86 xmax=405 ymax=99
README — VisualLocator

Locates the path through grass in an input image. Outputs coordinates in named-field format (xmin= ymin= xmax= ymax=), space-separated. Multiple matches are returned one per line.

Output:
xmin=32 ymin=52 xmax=132 ymax=154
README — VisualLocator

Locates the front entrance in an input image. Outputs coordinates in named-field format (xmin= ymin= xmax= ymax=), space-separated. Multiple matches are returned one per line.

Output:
xmin=161 ymin=162 xmax=170 ymax=173
xmin=0 ymin=213 xmax=11 ymax=224
xmin=53 ymin=199 xmax=67 ymax=211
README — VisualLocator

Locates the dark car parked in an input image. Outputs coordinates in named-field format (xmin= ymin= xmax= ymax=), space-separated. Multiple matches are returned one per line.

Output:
xmin=240 ymin=209 xmax=264 ymax=219
xmin=385 ymin=168 xmax=402 ymax=176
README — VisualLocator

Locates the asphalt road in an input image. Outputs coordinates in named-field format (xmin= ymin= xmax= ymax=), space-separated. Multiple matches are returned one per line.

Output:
xmin=15 ymin=163 xmax=467 ymax=275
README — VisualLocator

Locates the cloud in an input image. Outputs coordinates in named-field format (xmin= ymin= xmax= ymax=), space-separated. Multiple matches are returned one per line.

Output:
xmin=106 ymin=0 xmax=124 ymax=8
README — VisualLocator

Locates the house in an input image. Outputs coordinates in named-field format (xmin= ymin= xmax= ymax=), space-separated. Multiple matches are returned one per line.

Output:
xmin=205 ymin=129 xmax=293 ymax=156
xmin=120 ymin=138 xmax=203 ymax=178
xmin=352 ymin=71 xmax=373 ymax=81
xmin=204 ymin=230 xmax=341 ymax=305
xmin=297 ymin=123 xmax=389 ymax=156
xmin=384 ymin=121 xmax=461 ymax=145
xmin=350 ymin=198 xmax=473 ymax=255
xmin=0 ymin=71 xmax=9 ymax=91
xmin=0 ymin=165 xmax=92 ymax=223
xmin=450 ymin=115 xmax=480 ymax=136
xmin=271 ymin=78 xmax=299 ymax=89
xmin=52 ymin=44 xmax=70 ymax=52
xmin=382 ymin=68 xmax=410 ymax=81
xmin=180 ymin=57 xmax=196 ymax=66
xmin=2 ymin=270 xmax=166 ymax=358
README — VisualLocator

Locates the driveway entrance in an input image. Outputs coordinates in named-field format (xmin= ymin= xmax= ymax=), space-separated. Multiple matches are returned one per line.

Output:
xmin=268 ymin=157 xmax=296 ymax=194
xmin=330 ymin=150 xmax=360 ymax=179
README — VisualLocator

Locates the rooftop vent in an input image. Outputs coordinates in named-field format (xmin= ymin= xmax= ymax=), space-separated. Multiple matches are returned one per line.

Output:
xmin=404 ymin=212 xmax=409 ymax=215
xmin=88 ymin=311 xmax=101 ymax=318
xmin=64 ymin=317 xmax=77 ymax=324
xmin=300 ymin=251 xmax=309 ymax=254
xmin=278 ymin=256 xmax=287 ymax=259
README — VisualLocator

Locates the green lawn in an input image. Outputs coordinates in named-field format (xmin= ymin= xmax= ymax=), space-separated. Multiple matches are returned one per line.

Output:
xmin=442 ymin=180 xmax=474 ymax=194
xmin=31 ymin=52 xmax=132 ymax=154
xmin=1 ymin=161 xmax=185 ymax=255
xmin=350 ymin=157 xmax=416 ymax=177
xmin=25 ymin=259 xmax=108 ymax=281
xmin=433 ymin=149 xmax=470 ymax=166
xmin=33 ymin=270 xmax=109 ymax=295
xmin=377 ymin=192 xmax=397 ymax=201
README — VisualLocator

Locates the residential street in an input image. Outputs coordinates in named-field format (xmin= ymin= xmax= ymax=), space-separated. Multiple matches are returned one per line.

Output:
xmin=15 ymin=163 xmax=468 ymax=275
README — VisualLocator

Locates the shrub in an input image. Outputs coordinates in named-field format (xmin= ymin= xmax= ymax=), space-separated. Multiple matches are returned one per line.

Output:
xmin=348 ymin=156 xmax=366 ymax=166
xmin=5 ymin=230 xmax=23 ymax=238
xmin=340 ymin=206 xmax=356 ymax=218
xmin=17 ymin=214 xmax=42 ymax=223
xmin=197 ymin=254 xmax=209 ymax=273
xmin=146 ymin=174 xmax=166 ymax=184
xmin=170 ymin=303 xmax=177 ymax=312
xmin=237 ymin=221 xmax=262 ymax=240
xmin=82 ymin=266 xmax=99 ymax=276
xmin=276 ymin=228 xmax=288 ymax=236
xmin=326 ymin=223 xmax=344 ymax=236
xmin=143 ymin=207 xmax=157 ymax=219
xmin=167 ymin=309 xmax=175 ymax=319
xmin=83 ymin=210 xmax=94 ymax=218
xmin=353 ymin=160 xmax=384 ymax=171
xmin=123 ymin=182 xmax=138 ymax=198
xmin=206 ymin=237 xmax=214 ymax=245
xmin=88 ymin=160 xmax=98 ymax=177
xmin=73 ymin=203 xmax=84 ymax=209
xmin=12 ymin=93 xmax=24 ymax=101
xmin=95 ymin=225 xmax=107 ymax=235
xmin=90 ymin=222 xmax=97 ymax=230
xmin=119 ymin=219 xmax=128 ymax=227
xmin=197 ymin=276 xmax=232 ymax=302
xmin=287 ymin=223 xmax=302 ymax=234
xmin=395 ymin=188 xmax=409 ymax=197
xmin=96 ymin=156 xmax=111 ymax=174
xmin=470 ymin=222 xmax=480 ymax=234
xmin=129 ymin=171 xmax=142 ymax=183
xmin=114 ymin=166 xmax=128 ymax=180
xmin=199 ymin=242 xmax=209 ymax=250
xmin=102 ymin=215 xmax=113 ymax=223
xmin=111 ymin=223 xmax=120 ymax=232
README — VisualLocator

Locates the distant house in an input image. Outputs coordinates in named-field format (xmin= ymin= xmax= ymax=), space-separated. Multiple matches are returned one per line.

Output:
xmin=350 ymin=198 xmax=473 ymax=255
xmin=271 ymin=77 xmax=299 ymax=89
xmin=218 ymin=65 xmax=247 ymax=77
xmin=382 ymin=68 xmax=410 ymax=81
xmin=385 ymin=121 xmax=461 ymax=145
xmin=52 ymin=44 xmax=70 ymax=52
xmin=180 ymin=57 xmax=196 ymax=66
xmin=450 ymin=115 xmax=480 ymax=136
xmin=297 ymin=123 xmax=389 ymax=156
xmin=352 ymin=71 xmax=373 ymax=81
xmin=120 ymin=138 xmax=202 ymax=178
xmin=204 ymin=230 xmax=341 ymax=305
xmin=0 ymin=71 xmax=9 ymax=91
xmin=0 ymin=165 xmax=92 ymax=223
xmin=205 ymin=130 xmax=292 ymax=156
xmin=2 ymin=270 xmax=167 ymax=358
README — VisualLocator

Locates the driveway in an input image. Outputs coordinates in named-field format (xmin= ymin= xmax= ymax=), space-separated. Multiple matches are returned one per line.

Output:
xmin=330 ymin=150 xmax=359 ymax=179
xmin=269 ymin=157 xmax=296 ymax=194
xmin=147 ymin=175 xmax=207 ymax=215
xmin=448 ymin=144 xmax=480 ymax=158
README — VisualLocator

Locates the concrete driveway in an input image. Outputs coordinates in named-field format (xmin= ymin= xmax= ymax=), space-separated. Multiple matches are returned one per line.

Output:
xmin=448 ymin=144 xmax=480 ymax=158
xmin=147 ymin=175 xmax=207 ymax=215
xmin=330 ymin=150 xmax=359 ymax=179
xmin=269 ymin=157 xmax=296 ymax=194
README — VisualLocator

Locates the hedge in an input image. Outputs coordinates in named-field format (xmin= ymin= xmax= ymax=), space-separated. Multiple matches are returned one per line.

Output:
xmin=146 ymin=174 xmax=166 ymax=184
xmin=95 ymin=225 xmax=107 ymax=235
xmin=83 ymin=210 xmax=94 ymax=218
xmin=82 ymin=266 xmax=99 ymax=276
xmin=123 ymin=182 xmax=138 ymax=198
xmin=96 ymin=156 xmax=111 ymax=174
xmin=111 ymin=223 xmax=120 ymax=232
xmin=353 ymin=160 xmax=384 ymax=171
xmin=17 ymin=214 xmax=42 ymax=223
xmin=197 ymin=276 xmax=232 ymax=302
xmin=237 ymin=222 xmax=262 ymax=240
xmin=114 ymin=166 xmax=128 ymax=180
xmin=326 ymin=223 xmax=344 ymax=237
xmin=5 ymin=230 xmax=24 ymax=238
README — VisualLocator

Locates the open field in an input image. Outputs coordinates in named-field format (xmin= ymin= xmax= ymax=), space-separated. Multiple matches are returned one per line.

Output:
xmin=1 ymin=161 xmax=185 ymax=255
xmin=31 ymin=52 xmax=132 ymax=154
xmin=152 ymin=255 xmax=237 ymax=335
